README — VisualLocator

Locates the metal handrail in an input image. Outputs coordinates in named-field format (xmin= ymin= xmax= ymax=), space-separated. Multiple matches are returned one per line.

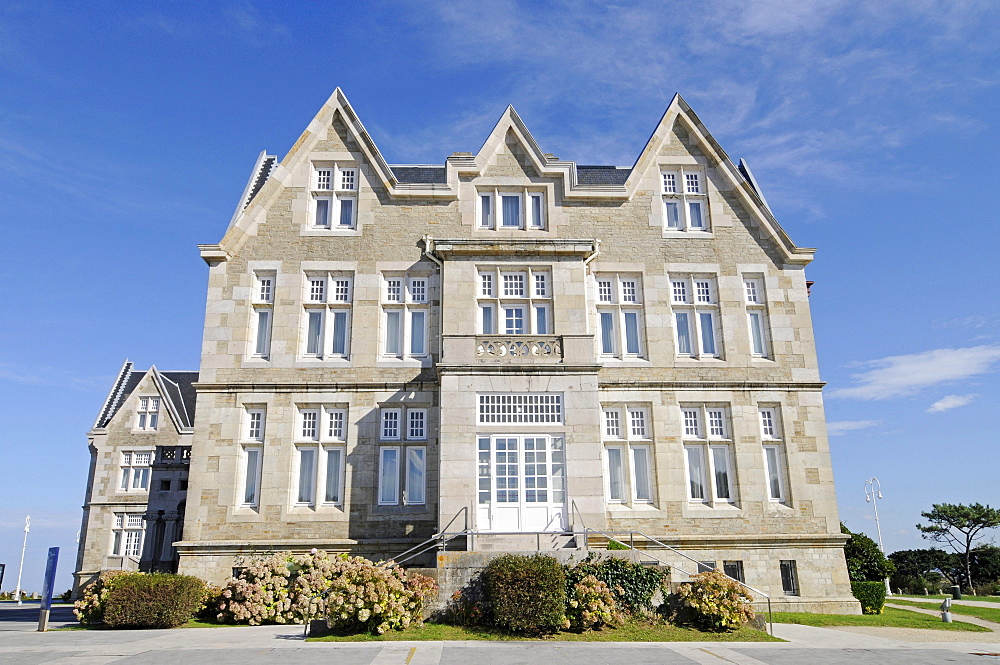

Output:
xmin=385 ymin=507 xmax=471 ymax=566
xmin=584 ymin=527 xmax=773 ymax=636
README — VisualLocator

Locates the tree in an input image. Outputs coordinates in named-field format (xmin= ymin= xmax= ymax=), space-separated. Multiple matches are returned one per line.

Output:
xmin=888 ymin=548 xmax=960 ymax=591
xmin=841 ymin=523 xmax=895 ymax=582
xmin=917 ymin=503 xmax=1000 ymax=590
xmin=970 ymin=544 xmax=1000 ymax=586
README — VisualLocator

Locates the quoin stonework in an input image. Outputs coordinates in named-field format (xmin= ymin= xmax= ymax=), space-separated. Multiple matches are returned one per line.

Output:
xmin=74 ymin=89 xmax=860 ymax=613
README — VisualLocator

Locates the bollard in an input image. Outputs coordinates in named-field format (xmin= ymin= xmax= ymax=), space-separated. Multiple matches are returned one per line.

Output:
xmin=951 ymin=585 xmax=962 ymax=600
xmin=941 ymin=597 xmax=952 ymax=623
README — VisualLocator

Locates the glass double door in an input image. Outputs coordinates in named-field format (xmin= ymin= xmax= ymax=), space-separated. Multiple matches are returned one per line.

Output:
xmin=476 ymin=435 xmax=566 ymax=532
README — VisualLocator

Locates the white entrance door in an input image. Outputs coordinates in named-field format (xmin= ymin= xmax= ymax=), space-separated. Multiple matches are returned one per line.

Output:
xmin=476 ymin=435 xmax=566 ymax=532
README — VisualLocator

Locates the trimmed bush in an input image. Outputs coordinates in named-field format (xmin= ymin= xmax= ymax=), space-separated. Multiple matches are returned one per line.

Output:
xmin=851 ymin=580 xmax=886 ymax=615
xmin=607 ymin=539 xmax=629 ymax=551
xmin=566 ymin=553 xmax=669 ymax=616
xmin=673 ymin=569 xmax=755 ymax=632
xmin=566 ymin=574 xmax=625 ymax=631
xmin=485 ymin=554 xmax=567 ymax=635
xmin=93 ymin=573 xmax=206 ymax=629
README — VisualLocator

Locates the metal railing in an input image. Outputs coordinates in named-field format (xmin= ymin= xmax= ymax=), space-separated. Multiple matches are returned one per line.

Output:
xmin=582 ymin=527 xmax=773 ymax=636
xmin=387 ymin=507 xmax=471 ymax=567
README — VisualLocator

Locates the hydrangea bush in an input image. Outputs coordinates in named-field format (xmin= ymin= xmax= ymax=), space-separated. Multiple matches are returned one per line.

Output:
xmin=674 ymin=569 xmax=755 ymax=632
xmin=565 ymin=574 xmax=625 ymax=631
xmin=325 ymin=555 xmax=436 ymax=635
xmin=74 ymin=571 xmax=129 ymax=625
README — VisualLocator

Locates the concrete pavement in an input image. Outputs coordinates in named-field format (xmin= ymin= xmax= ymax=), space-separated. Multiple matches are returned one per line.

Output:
xmin=3 ymin=602 xmax=1000 ymax=664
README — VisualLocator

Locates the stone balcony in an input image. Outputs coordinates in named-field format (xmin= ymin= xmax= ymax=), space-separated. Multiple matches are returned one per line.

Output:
xmin=440 ymin=334 xmax=598 ymax=371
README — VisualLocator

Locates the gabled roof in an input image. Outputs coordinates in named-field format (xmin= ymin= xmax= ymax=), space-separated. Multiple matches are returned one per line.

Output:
xmin=208 ymin=89 xmax=813 ymax=266
xmin=92 ymin=362 xmax=198 ymax=432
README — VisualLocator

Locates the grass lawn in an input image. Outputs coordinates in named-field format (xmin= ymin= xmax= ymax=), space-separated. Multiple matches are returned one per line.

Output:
xmin=309 ymin=621 xmax=780 ymax=642
xmin=772 ymin=607 xmax=988 ymax=632
xmin=890 ymin=599 xmax=1000 ymax=624
xmin=911 ymin=594 xmax=1000 ymax=603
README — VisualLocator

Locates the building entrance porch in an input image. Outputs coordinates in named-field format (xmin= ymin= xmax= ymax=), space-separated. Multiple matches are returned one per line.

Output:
xmin=476 ymin=434 xmax=566 ymax=532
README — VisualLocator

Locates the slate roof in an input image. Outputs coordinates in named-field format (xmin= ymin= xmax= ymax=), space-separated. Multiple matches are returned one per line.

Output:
xmin=390 ymin=166 xmax=448 ymax=184
xmin=575 ymin=166 xmax=632 ymax=186
xmin=95 ymin=363 xmax=199 ymax=429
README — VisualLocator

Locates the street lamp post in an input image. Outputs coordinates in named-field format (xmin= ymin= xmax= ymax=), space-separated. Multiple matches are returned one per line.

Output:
xmin=864 ymin=478 xmax=892 ymax=596
xmin=14 ymin=515 xmax=30 ymax=605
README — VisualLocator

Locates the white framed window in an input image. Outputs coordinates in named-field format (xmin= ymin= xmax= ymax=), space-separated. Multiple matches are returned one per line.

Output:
xmin=602 ymin=405 xmax=654 ymax=504
xmin=681 ymin=405 xmax=735 ymax=505
xmin=759 ymin=407 xmax=788 ymax=503
xmin=302 ymin=273 xmax=353 ymax=359
xmin=408 ymin=409 xmax=427 ymax=440
xmin=312 ymin=164 xmax=358 ymax=229
xmin=478 ymin=267 xmax=551 ymax=335
xmin=661 ymin=168 xmax=709 ymax=232
xmin=478 ymin=393 xmax=562 ymax=424
xmin=378 ymin=444 xmax=426 ymax=505
xmin=293 ymin=404 xmax=349 ymax=507
xmin=595 ymin=273 xmax=645 ymax=359
xmin=671 ymin=275 xmax=721 ymax=359
xmin=135 ymin=397 xmax=160 ymax=431
xmin=251 ymin=272 xmax=275 ymax=359
xmin=118 ymin=451 xmax=152 ymax=492
xmin=743 ymin=276 xmax=771 ymax=358
xmin=111 ymin=513 xmax=146 ymax=558
xmin=246 ymin=407 xmax=265 ymax=442
xmin=477 ymin=188 xmax=547 ymax=230
xmin=381 ymin=408 xmax=401 ymax=440
xmin=382 ymin=275 xmax=430 ymax=359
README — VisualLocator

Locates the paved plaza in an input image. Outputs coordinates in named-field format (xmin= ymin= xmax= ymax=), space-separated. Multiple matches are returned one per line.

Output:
xmin=2 ymin=603 xmax=999 ymax=665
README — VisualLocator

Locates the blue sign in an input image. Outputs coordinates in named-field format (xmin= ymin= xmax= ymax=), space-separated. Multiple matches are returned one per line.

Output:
xmin=40 ymin=548 xmax=59 ymax=611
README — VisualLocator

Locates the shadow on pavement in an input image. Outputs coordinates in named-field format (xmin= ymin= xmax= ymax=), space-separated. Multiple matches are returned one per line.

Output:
xmin=0 ymin=602 xmax=77 ymax=625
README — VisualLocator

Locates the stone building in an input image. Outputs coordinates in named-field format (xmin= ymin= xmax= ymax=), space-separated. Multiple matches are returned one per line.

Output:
xmin=75 ymin=89 xmax=858 ymax=612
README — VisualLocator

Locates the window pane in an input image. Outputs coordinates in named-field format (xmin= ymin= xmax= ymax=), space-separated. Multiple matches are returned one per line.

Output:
xmin=325 ymin=449 xmax=342 ymax=503
xmin=632 ymin=446 xmax=652 ymax=501
xmin=780 ymin=560 xmax=799 ymax=595
xmin=120 ymin=468 xmax=130 ymax=491
xmin=607 ymin=447 xmax=624 ymax=501
xmin=479 ymin=194 xmax=492 ymax=227
xmin=481 ymin=305 xmax=494 ymax=334
xmin=535 ymin=306 xmax=548 ymax=335
xmin=766 ymin=447 xmax=783 ymax=500
xmin=530 ymin=195 xmax=543 ymax=227
xmin=688 ymin=201 xmax=704 ymax=228
xmin=244 ymin=449 xmax=259 ymax=504
xmin=675 ymin=312 xmax=691 ymax=355
xmin=338 ymin=198 xmax=354 ymax=227
xmin=315 ymin=198 xmax=330 ymax=227
xmin=307 ymin=311 xmax=323 ymax=355
xmin=712 ymin=446 xmax=731 ymax=500
xmin=724 ymin=561 xmax=745 ymax=583
xmin=332 ymin=311 xmax=348 ymax=355
xmin=410 ymin=310 xmax=426 ymax=355
xmin=298 ymin=449 xmax=315 ymax=503
xmin=664 ymin=201 xmax=680 ymax=228
xmin=504 ymin=307 xmax=524 ymax=335
xmin=406 ymin=448 xmax=426 ymax=505
xmin=379 ymin=448 xmax=399 ymax=504
xmin=255 ymin=310 xmax=271 ymax=356
xmin=699 ymin=312 xmax=716 ymax=355
xmin=686 ymin=446 xmax=705 ymax=500
xmin=501 ymin=195 xmax=520 ymax=227
xmin=749 ymin=312 xmax=765 ymax=355
xmin=600 ymin=312 xmax=615 ymax=354
xmin=385 ymin=311 xmax=401 ymax=355
xmin=624 ymin=312 xmax=640 ymax=354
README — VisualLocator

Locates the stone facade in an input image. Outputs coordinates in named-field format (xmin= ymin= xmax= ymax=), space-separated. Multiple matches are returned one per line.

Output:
xmin=76 ymin=89 xmax=858 ymax=613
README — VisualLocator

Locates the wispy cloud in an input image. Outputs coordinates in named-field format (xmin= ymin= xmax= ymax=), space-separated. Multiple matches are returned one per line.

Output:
xmin=928 ymin=394 xmax=978 ymax=413
xmin=828 ymin=346 xmax=1000 ymax=400
xmin=827 ymin=420 xmax=880 ymax=436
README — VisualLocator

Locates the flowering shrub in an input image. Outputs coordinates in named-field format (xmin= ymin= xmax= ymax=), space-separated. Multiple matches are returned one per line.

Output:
xmin=674 ymin=569 xmax=755 ymax=632
xmin=325 ymin=556 xmax=437 ymax=635
xmin=565 ymin=574 xmax=625 ymax=631
xmin=216 ymin=553 xmax=295 ymax=625
xmin=74 ymin=571 xmax=129 ymax=625
xmin=566 ymin=553 xmax=669 ymax=617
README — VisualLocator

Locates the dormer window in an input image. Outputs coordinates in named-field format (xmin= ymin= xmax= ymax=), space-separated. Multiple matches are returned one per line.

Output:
xmin=477 ymin=189 xmax=546 ymax=230
xmin=662 ymin=168 xmax=709 ymax=232
xmin=313 ymin=164 xmax=358 ymax=229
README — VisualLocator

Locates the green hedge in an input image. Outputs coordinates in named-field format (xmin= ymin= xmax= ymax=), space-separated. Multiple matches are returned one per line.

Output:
xmin=485 ymin=554 xmax=566 ymax=634
xmin=103 ymin=573 xmax=206 ymax=628
xmin=851 ymin=580 xmax=886 ymax=615
xmin=565 ymin=554 xmax=668 ymax=616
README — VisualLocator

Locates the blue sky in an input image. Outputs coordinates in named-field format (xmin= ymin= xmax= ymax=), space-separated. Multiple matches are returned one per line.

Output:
xmin=2 ymin=1 xmax=999 ymax=593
